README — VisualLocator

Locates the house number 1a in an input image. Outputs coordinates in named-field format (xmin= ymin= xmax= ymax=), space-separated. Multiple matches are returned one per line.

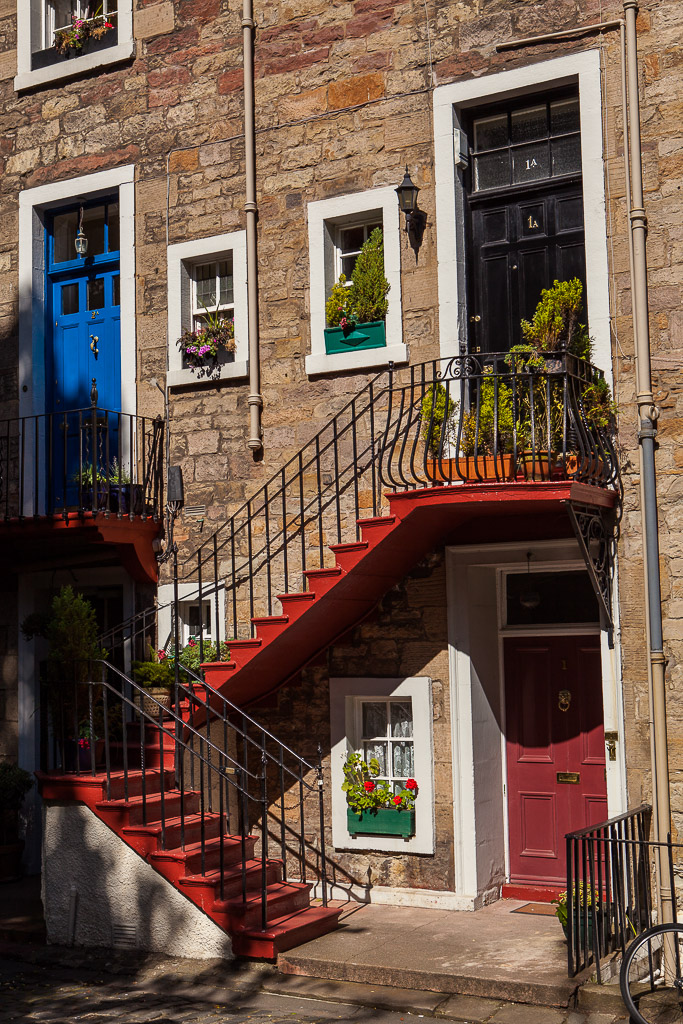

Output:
xmin=527 ymin=216 xmax=539 ymax=229
xmin=526 ymin=158 xmax=538 ymax=170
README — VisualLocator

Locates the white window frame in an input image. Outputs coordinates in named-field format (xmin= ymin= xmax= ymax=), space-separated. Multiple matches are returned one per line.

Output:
xmin=330 ymin=677 xmax=435 ymax=855
xmin=432 ymin=50 xmax=612 ymax=382
xmin=15 ymin=0 xmax=134 ymax=93
xmin=306 ymin=187 xmax=405 ymax=377
xmin=157 ymin=583 xmax=226 ymax=655
xmin=167 ymin=231 xmax=248 ymax=389
xmin=192 ymin=257 xmax=235 ymax=332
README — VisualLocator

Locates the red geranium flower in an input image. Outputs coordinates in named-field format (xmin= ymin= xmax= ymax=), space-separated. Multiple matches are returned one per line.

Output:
xmin=157 ymin=649 xmax=166 ymax=661
xmin=406 ymin=778 xmax=417 ymax=791
xmin=363 ymin=780 xmax=375 ymax=792
xmin=188 ymin=637 xmax=197 ymax=647
xmin=393 ymin=794 xmax=402 ymax=805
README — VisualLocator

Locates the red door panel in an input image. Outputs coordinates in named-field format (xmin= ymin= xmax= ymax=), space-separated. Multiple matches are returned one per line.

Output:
xmin=505 ymin=635 xmax=606 ymax=885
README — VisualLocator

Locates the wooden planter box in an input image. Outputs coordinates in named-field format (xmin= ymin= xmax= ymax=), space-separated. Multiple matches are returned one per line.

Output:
xmin=324 ymin=320 xmax=386 ymax=354
xmin=428 ymin=454 xmax=515 ymax=484
xmin=347 ymin=806 xmax=416 ymax=838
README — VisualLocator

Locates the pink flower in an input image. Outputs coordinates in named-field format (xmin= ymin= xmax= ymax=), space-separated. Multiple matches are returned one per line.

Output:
xmin=188 ymin=637 xmax=197 ymax=648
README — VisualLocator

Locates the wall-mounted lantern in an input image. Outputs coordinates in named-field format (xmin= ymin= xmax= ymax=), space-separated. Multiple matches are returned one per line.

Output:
xmin=75 ymin=205 xmax=88 ymax=257
xmin=395 ymin=166 xmax=426 ymax=251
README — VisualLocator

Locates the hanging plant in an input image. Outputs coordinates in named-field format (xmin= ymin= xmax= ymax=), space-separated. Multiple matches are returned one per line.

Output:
xmin=178 ymin=307 xmax=236 ymax=369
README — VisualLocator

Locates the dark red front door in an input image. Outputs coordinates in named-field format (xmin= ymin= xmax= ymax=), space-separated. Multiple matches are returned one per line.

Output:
xmin=505 ymin=635 xmax=607 ymax=885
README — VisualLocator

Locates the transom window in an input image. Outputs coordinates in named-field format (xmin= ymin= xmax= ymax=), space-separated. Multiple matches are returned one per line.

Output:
xmin=336 ymin=220 xmax=382 ymax=284
xmin=42 ymin=2 xmax=118 ymax=50
xmin=471 ymin=94 xmax=581 ymax=193
xmin=50 ymin=201 xmax=119 ymax=267
xmin=192 ymin=257 xmax=234 ymax=329
xmin=359 ymin=698 xmax=414 ymax=794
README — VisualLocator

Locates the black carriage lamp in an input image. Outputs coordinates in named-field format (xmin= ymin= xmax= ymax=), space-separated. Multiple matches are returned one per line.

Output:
xmin=395 ymin=166 xmax=426 ymax=250
xmin=519 ymin=551 xmax=541 ymax=611
xmin=75 ymin=205 xmax=88 ymax=257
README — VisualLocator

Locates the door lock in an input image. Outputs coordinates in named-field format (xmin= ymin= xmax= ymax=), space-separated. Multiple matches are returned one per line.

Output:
xmin=604 ymin=731 xmax=618 ymax=762
xmin=469 ymin=315 xmax=481 ymax=323
xmin=90 ymin=335 xmax=99 ymax=358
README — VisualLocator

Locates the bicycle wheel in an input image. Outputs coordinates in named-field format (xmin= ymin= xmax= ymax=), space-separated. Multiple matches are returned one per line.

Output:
xmin=620 ymin=923 xmax=683 ymax=1024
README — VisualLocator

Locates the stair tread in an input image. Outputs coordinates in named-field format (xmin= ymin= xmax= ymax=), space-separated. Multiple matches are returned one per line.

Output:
xmin=357 ymin=514 xmax=397 ymax=526
xmin=276 ymin=591 xmax=315 ymax=601
xmin=96 ymin=788 xmax=199 ymax=810
xmin=122 ymin=811 xmax=222 ymax=835
xmin=179 ymin=858 xmax=271 ymax=886
xmin=210 ymin=880 xmax=308 ymax=907
xmin=149 ymin=834 xmax=255 ymax=861
xmin=238 ymin=904 xmax=340 ymax=939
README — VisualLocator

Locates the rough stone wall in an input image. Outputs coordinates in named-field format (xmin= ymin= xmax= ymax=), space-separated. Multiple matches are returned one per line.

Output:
xmin=0 ymin=0 xmax=680 ymax=840
xmin=246 ymin=550 xmax=454 ymax=895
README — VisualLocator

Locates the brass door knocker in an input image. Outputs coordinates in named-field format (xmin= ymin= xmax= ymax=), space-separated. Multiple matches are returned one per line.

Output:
xmin=558 ymin=689 xmax=572 ymax=712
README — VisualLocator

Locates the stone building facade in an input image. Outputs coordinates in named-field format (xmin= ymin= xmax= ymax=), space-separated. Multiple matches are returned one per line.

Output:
xmin=0 ymin=0 xmax=682 ymax=918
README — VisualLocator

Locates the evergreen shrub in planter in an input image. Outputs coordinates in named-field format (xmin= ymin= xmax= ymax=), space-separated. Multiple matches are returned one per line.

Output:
xmin=324 ymin=229 xmax=390 ymax=354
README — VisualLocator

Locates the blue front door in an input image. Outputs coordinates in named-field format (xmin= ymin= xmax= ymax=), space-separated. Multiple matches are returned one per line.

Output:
xmin=47 ymin=200 xmax=121 ymax=506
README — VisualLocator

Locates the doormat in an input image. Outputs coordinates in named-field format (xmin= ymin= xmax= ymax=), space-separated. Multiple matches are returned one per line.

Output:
xmin=511 ymin=902 xmax=557 ymax=916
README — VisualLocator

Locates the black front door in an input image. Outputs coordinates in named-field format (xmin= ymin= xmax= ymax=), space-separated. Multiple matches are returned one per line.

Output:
xmin=466 ymin=93 xmax=586 ymax=355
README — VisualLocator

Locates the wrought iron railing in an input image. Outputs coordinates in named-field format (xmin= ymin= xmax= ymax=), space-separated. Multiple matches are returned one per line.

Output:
xmin=101 ymin=351 xmax=619 ymax=657
xmin=566 ymin=805 xmax=653 ymax=979
xmin=40 ymin=658 xmax=328 ymax=925
xmin=0 ymin=388 xmax=164 ymax=521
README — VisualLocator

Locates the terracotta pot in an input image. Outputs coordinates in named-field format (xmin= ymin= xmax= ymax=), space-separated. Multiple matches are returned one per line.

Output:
xmin=134 ymin=688 xmax=172 ymax=718
xmin=428 ymin=454 xmax=515 ymax=484
xmin=518 ymin=451 xmax=553 ymax=480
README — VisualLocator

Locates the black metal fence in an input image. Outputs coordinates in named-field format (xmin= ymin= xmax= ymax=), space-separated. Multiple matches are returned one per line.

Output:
xmin=40 ymin=658 xmax=328 ymax=926
xmin=566 ymin=805 xmax=653 ymax=979
xmin=0 ymin=396 xmax=164 ymax=521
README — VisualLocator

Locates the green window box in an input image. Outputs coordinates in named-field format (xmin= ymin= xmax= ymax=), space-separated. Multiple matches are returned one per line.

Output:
xmin=324 ymin=320 xmax=386 ymax=354
xmin=347 ymin=805 xmax=416 ymax=838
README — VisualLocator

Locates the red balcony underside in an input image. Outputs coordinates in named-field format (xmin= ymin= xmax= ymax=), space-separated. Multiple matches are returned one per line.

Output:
xmin=0 ymin=511 xmax=161 ymax=583
xmin=200 ymin=480 xmax=615 ymax=711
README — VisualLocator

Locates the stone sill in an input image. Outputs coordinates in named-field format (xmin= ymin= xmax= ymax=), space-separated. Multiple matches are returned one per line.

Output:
xmin=14 ymin=38 xmax=134 ymax=92
xmin=167 ymin=360 xmax=249 ymax=389
xmin=306 ymin=343 xmax=408 ymax=378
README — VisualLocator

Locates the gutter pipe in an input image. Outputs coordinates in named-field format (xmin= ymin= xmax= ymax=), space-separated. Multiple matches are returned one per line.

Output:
xmin=623 ymin=0 xmax=673 ymax=923
xmin=243 ymin=0 xmax=263 ymax=454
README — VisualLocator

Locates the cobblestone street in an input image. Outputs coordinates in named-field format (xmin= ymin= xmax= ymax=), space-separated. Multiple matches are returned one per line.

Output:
xmin=0 ymin=944 xmax=629 ymax=1024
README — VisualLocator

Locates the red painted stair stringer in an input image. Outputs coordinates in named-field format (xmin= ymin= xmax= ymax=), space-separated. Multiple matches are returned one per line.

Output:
xmin=201 ymin=481 xmax=613 ymax=710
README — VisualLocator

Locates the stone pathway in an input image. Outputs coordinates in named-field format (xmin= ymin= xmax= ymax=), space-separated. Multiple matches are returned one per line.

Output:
xmin=0 ymin=944 xmax=629 ymax=1024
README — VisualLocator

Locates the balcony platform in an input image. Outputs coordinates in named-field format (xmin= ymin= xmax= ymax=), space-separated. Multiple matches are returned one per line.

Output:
xmin=0 ymin=510 xmax=161 ymax=583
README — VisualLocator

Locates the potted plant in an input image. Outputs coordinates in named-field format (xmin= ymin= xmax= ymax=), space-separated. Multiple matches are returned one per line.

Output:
xmin=54 ymin=6 xmax=116 ymax=56
xmin=22 ymin=587 xmax=104 ymax=772
xmin=421 ymin=382 xmax=455 ymax=476
xmin=77 ymin=459 xmax=142 ymax=515
xmin=552 ymin=882 xmax=605 ymax=946
xmin=132 ymin=649 xmax=176 ymax=717
xmin=0 ymin=763 xmax=33 ymax=882
xmin=178 ymin=306 xmax=235 ymax=371
xmin=324 ymin=229 xmax=390 ymax=354
xmin=459 ymin=370 xmax=516 ymax=481
xmin=343 ymin=752 xmax=417 ymax=838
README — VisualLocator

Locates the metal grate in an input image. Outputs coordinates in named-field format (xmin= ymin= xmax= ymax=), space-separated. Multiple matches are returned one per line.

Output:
xmin=111 ymin=922 xmax=138 ymax=949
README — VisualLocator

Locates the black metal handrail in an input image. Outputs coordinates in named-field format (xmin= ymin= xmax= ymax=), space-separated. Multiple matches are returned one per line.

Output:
xmin=101 ymin=352 xmax=619 ymax=657
xmin=0 ymin=400 xmax=164 ymax=521
xmin=566 ymin=804 xmax=652 ymax=979
xmin=40 ymin=658 xmax=328 ymax=927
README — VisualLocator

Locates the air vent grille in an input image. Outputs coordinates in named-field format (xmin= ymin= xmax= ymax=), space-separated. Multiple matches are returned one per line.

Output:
xmin=112 ymin=923 xmax=138 ymax=949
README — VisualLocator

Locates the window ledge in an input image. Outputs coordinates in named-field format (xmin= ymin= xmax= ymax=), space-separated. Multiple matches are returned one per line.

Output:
xmin=306 ymin=343 xmax=407 ymax=378
xmin=167 ymin=360 xmax=248 ymax=390
xmin=14 ymin=38 xmax=134 ymax=92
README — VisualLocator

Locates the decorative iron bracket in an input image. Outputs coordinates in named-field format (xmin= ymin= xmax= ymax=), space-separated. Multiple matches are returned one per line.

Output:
xmin=563 ymin=501 xmax=616 ymax=635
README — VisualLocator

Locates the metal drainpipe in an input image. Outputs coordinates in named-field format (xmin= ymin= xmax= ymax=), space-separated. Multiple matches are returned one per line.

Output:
xmin=623 ymin=0 xmax=673 ymax=922
xmin=243 ymin=0 xmax=263 ymax=454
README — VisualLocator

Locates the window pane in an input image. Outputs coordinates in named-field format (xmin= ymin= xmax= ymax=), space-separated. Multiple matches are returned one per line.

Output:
xmin=551 ymin=98 xmax=580 ymax=136
xmin=53 ymin=211 xmax=79 ymax=263
xmin=107 ymin=202 xmax=120 ymax=253
xmin=82 ymin=205 xmax=106 ymax=257
xmin=195 ymin=263 xmax=216 ymax=309
xmin=473 ymin=113 xmax=507 ymax=151
xmin=391 ymin=701 xmax=413 ymax=738
xmin=362 ymin=701 xmax=387 ymax=738
xmin=61 ymin=283 xmax=79 ymax=315
xmin=341 ymin=255 xmax=358 ymax=280
xmin=474 ymin=151 xmax=510 ymax=191
xmin=552 ymin=135 xmax=582 ymax=177
xmin=511 ymin=104 xmax=547 ymax=144
xmin=512 ymin=143 xmax=549 ymax=184
xmin=218 ymin=257 xmax=234 ymax=305
xmin=112 ymin=275 xmax=120 ymax=306
xmin=87 ymin=278 xmax=105 ymax=310
xmin=392 ymin=742 xmax=414 ymax=778
xmin=53 ymin=1 xmax=77 ymax=31
xmin=188 ymin=603 xmax=211 ymax=634
xmin=339 ymin=226 xmax=365 ymax=253
xmin=363 ymin=742 xmax=387 ymax=775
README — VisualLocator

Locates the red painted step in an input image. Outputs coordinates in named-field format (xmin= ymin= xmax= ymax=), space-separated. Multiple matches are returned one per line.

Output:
xmin=232 ymin=904 xmax=341 ymax=957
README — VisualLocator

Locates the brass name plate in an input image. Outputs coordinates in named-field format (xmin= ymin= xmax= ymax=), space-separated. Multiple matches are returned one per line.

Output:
xmin=557 ymin=771 xmax=580 ymax=784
